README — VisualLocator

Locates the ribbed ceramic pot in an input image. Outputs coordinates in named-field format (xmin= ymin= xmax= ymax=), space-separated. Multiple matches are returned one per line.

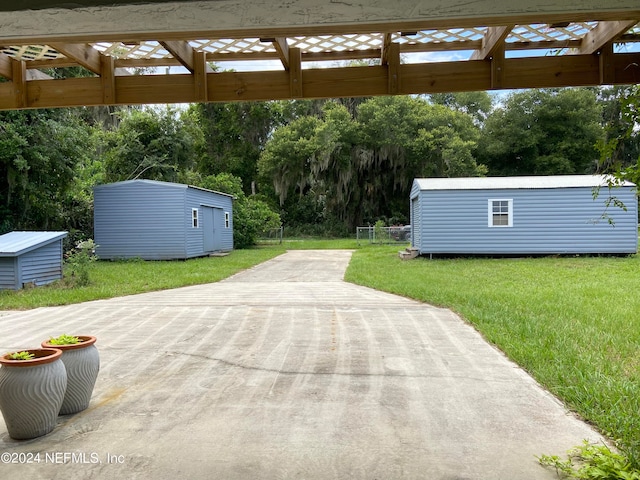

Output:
xmin=0 ymin=348 xmax=67 ymax=440
xmin=41 ymin=336 xmax=99 ymax=415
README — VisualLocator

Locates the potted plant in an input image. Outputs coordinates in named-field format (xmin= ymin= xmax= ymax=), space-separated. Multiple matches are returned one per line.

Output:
xmin=0 ymin=348 xmax=67 ymax=439
xmin=41 ymin=335 xmax=99 ymax=415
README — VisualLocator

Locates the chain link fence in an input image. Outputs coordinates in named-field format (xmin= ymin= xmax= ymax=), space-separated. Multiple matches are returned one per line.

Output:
xmin=258 ymin=227 xmax=284 ymax=244
xmin=356 ymin=225 xmax=411 ymax=245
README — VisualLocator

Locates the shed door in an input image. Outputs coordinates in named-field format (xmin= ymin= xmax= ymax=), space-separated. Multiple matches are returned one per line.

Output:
xmin=202 ymin=206 xmax=223 ymax=252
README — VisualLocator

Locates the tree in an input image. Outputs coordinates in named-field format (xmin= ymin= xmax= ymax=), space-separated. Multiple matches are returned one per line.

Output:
xmin=597 ymin=85 xmax=640 ymax=180
xmin=477 ymin=88 xmax=603 ymax=176
xmin=259 ymin=96 xmax=485 ymax=232
xmin=190 ymin=102 xmax=279 ymax=192
xmin=430 ymin=91 xmax=493 ymax=124
xmin=0 ymin=109 xmax=92 ymax=234
xmin=102 ymin=107 xmax=198 ymax=183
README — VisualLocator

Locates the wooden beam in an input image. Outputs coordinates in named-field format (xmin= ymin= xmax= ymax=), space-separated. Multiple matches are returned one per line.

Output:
xmin=2 ymin=52 xmax=640 ymax=110
xmin=0 ymin=53 xmax=12 ymax=79
xmin=12 ymin=58 xmax=27 ymax=108
xmin=23 ymin=36 xmax=600 ymax=73
xmin=387 ymin=43 xmax=400 ymax=94
xmin=599 ymin=42 xmax=615 ymax=85
xmin=471 ymin=26 xmax=513 ymax=60
xmin=503 ymin=55 xmax=601 ymax=88
xmin=490 ymin=43 xmax=506 ymax=89
xmin=101 ymin=54 xmax=116 ymax=104
xmin=272 ymin=38 xmax=290 ymax=70
xmin=159 ymin=40 xmax=215 ymax=74
xmin=194 ymin=50 xmax=208 ymax=102
xmin=160 ymin=40 xmax=196 ymax=72
xmin=402 ymin=62 xmax=491 ymax=94
xmin=289 ymin=47 xmax=302 ymax=98
xmin=49 ymin=42 xmax=102 ymax=74
xmin=381 ymin=33 xmax=393 ymax=66
xmin=576 ymin=20 xmax=638 ymax=55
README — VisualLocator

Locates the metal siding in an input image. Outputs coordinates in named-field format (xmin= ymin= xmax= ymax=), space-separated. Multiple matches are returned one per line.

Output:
xmin=418 ymin=186 xmax=637 ymax=254
xmin=0 ymin=257 xmax=18 ymax=289
xmin=0 ymin=231 xmax=67 ymax=256
xmin=94 ymin=181 xmax=188 ymax=260
xmin=19 ymin=240 xmax=64 ymax=286
xmin=414 ymin=175 xmax=635 ymax=191
xmin=410 ymin=181 xmax=421 ymax=250
xmin=185 ymin=187 xmax=234 ymax=255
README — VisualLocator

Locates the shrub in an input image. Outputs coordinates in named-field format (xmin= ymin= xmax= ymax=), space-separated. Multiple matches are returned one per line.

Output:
xmin=65 ymin=239 xmax=98 ymax=287
xmin=539 ymin=441 xmax=640 ymax=479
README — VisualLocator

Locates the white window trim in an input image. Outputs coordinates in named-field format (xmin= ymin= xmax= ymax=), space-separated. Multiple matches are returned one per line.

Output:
xmin=192 ymin=208 xmax=199 ymax=228
xmin=224 ymin=212 xmax=230 ymax=228
xmin=488 ymin=199 xmax=513 ymax=228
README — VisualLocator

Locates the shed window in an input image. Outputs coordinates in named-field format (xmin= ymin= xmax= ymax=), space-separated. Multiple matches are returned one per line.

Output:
xmin=225 ymin=212 xmax=230 ymax=228
xmin=488 ymin=199 xmax=512 ymax=227
xmin=192 ymin=208 xmax=199 ymax=228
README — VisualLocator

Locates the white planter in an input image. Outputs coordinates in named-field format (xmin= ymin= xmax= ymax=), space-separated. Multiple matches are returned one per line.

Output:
xmin=42 ymin=336 xmax=99 ymax=415
xmin=0 ymin=348 xmax=67 ymax=439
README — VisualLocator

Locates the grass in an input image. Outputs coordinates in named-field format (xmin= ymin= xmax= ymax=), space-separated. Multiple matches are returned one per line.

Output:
xmin=0 ymin=248 xmax=285 ymax=309
xmin=345 ymin=246 xmax=640 ymax=468
xmin=257 ymin=237 xmax=363 ymax=250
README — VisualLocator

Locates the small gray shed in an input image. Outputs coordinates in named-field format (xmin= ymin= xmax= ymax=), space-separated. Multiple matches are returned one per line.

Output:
xmin=94 ymin=180 xmax=234 ymax=260
xmin=0 ymin=231 xmax=68 ymax=290
xmin=410 ymin=175 xmax=638 ymax=256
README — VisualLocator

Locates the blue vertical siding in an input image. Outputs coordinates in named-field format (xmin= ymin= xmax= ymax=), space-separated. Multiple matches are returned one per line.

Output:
xmin=413 ymin=182 xmax=637 ymax=255
xmin=185 ymin=187 xmax=234 ymax=255
xmin=0 ymin=232 xmax=66 ymax=290
xmin=94 ymin=180 xmax=234 ymax=260
xmin=0 ymin=258 xmax=18 ymax=289
xmin=94 ymin=181 xmax=186 ymax=260
xmin=19 ymin=241 xmax=64 ymax=286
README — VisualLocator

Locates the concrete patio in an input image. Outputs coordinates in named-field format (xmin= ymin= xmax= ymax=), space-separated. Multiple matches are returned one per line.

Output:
xmin=0 ymin=250 xmax=601 ymax=479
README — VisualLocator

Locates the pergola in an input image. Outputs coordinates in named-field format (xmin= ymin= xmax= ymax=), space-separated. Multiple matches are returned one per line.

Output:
xmin=1 ymin=1 xmax=639 ymax=110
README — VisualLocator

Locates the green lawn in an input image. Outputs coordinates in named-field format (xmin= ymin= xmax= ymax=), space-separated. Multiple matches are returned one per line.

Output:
xmin=257 ymin=237 xmax=362 ymax=250
xmin=345 ymin=246 xmax=640 ymax=467
xmin=0 ymin=248 xmax=285 ymax=309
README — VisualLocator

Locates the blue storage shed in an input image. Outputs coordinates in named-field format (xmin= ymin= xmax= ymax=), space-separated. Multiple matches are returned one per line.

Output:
xmin=410 ymin=175 xmax=637 ymax=256
xmin=94 ymin=180 xmax=234 ymax=260
xmin=0 ymin=231 xmax=68 ymax=290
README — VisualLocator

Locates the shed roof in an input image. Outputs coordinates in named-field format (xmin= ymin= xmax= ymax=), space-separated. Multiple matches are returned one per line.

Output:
xmin=0 ymin=231 xmax=67 ymax=257
xmin=94 ymin=179 xmax=235 ymax=198
xmin=414 ymin=175 xmax=636 ymax=191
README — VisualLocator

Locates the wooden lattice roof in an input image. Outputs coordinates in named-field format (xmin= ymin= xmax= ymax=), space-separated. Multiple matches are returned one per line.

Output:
xmin=1 ymin=1 xmax=639 ymax=110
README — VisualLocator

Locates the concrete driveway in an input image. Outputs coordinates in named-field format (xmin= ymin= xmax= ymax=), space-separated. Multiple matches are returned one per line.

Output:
xmin=0 ymin=250 xmax=601 ymax=479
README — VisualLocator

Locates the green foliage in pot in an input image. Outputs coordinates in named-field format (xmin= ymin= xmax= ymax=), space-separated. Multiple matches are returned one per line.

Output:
xmin=47 ymin=334 xmax=81 ymax=345
xmin=7 ymin=351 xmax=35 ymax=360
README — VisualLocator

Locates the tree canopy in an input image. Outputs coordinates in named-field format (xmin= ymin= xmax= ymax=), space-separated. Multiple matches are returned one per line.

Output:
xmin=259 ymin=96 xmax=486 ymax=231
xmin=2 ymin=86 xmax=637 ymax=244
xmin=477 ymin=88 xmax=602 ymax=176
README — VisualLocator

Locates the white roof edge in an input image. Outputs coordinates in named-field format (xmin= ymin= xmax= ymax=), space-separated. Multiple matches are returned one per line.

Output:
xmin=0 ymin=231 xmax=68 ymax=257
xmin=93 ymin=179 xmax=235 ymax=198
xmin=414 ymin=175 xmax=636 ymax=191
